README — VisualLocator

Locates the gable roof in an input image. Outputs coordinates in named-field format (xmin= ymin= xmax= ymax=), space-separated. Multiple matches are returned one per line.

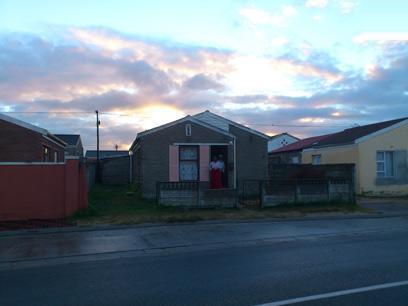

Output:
xmin=0 ymin=113 xmax=67 ymax=147
xmin=269 ymin=132 xmax=300 ymax=141
xmin=85 ymin=150 xmax=129 ymax=159
xmin=130 ymin=115 xmax=236 ymax=150
xmin=193 ymin=110 xmax=270 ymax=140
xmin=312 ymin=117 xmax=408 ymax=148
xmin=55 ymin=134 xmax=80 ymax=146
xmin=270 ymin=134 xmax=332 ymax=153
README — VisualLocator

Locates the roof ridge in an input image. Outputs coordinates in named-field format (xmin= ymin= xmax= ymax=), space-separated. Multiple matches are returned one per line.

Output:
xmin=193 ymin=110 xmax=270 ymax=139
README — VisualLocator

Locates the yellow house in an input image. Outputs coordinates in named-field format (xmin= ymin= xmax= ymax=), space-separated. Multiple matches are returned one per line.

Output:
xmin=302 ymin=117 xmax=408 ymax=196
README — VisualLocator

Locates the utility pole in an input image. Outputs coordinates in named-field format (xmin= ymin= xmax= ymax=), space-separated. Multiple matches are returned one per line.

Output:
xmin=95 ymin=110 xmax=101 ymax=183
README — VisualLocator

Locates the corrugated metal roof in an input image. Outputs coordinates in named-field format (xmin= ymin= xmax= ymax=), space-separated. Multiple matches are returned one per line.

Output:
xmin=312 ymin=117 xmax=408 ymax=148
xmin=270 ymin=134 xmax=332 ymax=153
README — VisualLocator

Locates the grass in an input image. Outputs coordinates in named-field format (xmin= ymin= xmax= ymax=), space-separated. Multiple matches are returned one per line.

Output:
xmin=70 ymin=185 xmax=366 ymax=226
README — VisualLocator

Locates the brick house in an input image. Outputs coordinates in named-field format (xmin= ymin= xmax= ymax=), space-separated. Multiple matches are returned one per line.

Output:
xmin=0 ymin=113 xmax=66 ymax=162
xmin=129 ymin=110 xmax=269 ymax=198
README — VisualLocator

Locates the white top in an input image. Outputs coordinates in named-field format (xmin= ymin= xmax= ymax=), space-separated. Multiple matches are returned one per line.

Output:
xmin=210 ymin=160 xmax=225 ymax=171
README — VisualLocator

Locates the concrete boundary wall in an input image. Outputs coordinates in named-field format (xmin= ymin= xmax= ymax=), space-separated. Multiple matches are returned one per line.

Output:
xmin=0 ymin=158 xmax=88 ymax=221
xmin=157 ymin=182 xmax=237 ymax=208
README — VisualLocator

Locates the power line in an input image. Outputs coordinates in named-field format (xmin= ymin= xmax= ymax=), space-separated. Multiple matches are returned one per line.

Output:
xmin=0 ymin=111 xmax=355 ymax=127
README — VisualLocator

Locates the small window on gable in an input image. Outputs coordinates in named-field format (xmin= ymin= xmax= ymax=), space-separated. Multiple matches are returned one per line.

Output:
xmin=185 ymin=124 xmax=192 ymax=136
xmin=54 ymin=152 xmax=58 ymax=163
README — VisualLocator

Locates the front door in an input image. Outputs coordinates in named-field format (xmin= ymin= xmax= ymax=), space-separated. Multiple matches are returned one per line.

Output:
xmin=210 ymin=145 xmax=228 ymax=188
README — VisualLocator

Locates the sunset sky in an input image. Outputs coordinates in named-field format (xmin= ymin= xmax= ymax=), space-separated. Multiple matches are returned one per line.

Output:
xmin=1 ymin=0 xmax=407 ymax=150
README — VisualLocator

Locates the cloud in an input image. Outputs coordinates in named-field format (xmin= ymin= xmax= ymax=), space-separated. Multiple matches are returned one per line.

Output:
xmin=239 ymin=5 xmax=297 ymax=27
xmin=338 ymin=0 xmax=356 ymax=14
xmin=183 ymin=74 xmax=225 ymax=92
xmin=1 ymin=26 xmax=407 ymax=148
xmin=354 ymin=32 xmax=408 ymax=44
xmin=305 ymin=0 xmax=328 ymax=8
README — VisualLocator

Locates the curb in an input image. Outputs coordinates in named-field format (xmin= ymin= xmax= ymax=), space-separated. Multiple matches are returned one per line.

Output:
xmin=1 ymin=212 xmax=407 ymax=238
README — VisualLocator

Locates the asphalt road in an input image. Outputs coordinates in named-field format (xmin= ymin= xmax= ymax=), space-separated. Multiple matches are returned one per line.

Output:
xmin=1 ymin=220 xmax=408 ymax=306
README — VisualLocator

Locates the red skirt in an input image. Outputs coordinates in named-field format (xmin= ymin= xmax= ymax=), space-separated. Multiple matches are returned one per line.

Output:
xmin=210 ymin=169 xmax=223 ymax=189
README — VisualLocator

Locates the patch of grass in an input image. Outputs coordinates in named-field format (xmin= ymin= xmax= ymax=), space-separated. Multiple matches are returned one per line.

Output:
xmin=70 ymin=185 xmax=368 ymax=226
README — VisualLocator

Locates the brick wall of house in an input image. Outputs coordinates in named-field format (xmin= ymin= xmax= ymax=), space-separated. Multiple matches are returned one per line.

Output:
xmin=229 ymin=125 xmax=268 ymax=183
xmin=0 ymin=119 xmax=65 ymax=162
xmin=133 ymin=120 xmax=234 ymax=198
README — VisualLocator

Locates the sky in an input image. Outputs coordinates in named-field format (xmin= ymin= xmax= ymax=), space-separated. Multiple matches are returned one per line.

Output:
xmin=0 ymin=0 xmax=407 ymax=150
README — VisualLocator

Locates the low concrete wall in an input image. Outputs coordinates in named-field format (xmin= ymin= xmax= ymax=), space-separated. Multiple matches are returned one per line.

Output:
xmin=158 ymin=182 xmax=237 ymax=208
xmin=260 ymin=179 xmax=353 ymax=207
xmin=0 ymin=158 xmax=88 ymax=221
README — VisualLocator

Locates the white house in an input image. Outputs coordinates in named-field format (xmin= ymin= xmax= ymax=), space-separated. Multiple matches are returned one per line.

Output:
xmin=268 ymin=133 xmax=300 ymax=153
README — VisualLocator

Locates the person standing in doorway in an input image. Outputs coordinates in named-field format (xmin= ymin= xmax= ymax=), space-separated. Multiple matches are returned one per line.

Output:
xmin=209 ymin=156 xmax=222 ymax=189
xmin=217 ymin=154 xmax=225 ymax=188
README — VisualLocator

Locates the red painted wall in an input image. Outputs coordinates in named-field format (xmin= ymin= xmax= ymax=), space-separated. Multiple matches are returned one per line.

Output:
xmin=0 ymin=159 xmax=88 ymax=221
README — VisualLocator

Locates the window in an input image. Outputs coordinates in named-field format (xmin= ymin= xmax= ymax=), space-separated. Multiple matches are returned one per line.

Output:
xmin=43 ymin=146 xmax=50 ymax=162
xmin=179 ymin=146 xmax=198 ymax=181
xmin=54 ymin=152 xmax=58 ymax=163
xmin=376 ymin=151 xmax=394 ymax=177
xmin=185 ymin=124 xmax=192 ymax=136
xmin=291 ymin=156 xmax=300 ymax=164
xmin=312 ymin=154 xmax=321 ymax=165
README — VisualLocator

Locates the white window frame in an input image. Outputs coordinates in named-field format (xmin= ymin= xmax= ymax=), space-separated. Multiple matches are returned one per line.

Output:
xmin=179 ymin=145 xmax=199 ymax=181
xmin=185 ymin=124 xmax=192 ymax=136
xmin=376 ymin=151 xmax=394 ymax=178
xmin=312 ymin=154 xmax=321 ymax=165
xmin=291 ymin=156 xmax=300 ymax=164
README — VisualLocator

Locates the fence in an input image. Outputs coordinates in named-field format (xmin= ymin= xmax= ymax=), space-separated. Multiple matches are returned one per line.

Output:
xmin=0 ymin=157 xmax=88 ymax=221
xmin=157 ymin=182 xmax=237 ymax=208
xmin=241 ymin=179 xmax=354 ymax=207
xmin=269 ymin=163 xmax=354 ymax=180
xmin=86 ymin=156 xmax=130 ymax=187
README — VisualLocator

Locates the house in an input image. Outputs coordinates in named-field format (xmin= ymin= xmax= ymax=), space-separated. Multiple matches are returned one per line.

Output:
xmin=269 ymin=134 xmax=331 ymax=164
xmin=55 ymin=134 xmax=84 ymax=157
xmin=130 ymin=110 xmax=269 ymax=198
xmin=268 ymin=133 xmax=299 ymax=153
xmin=302 ymin=117 xmax=408 ymax=196
xmin=0 ymin=113 xmax=66 ymax=162
xmin=85 ymin=150 xmax=129 ymax=159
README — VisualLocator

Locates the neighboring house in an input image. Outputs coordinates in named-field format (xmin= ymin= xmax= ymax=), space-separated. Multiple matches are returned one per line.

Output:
xmin=268 ymin=133 xmax=299 ymax=153
xmin=302 ymin=117 xmax=408 ymax=196
xmin=55 ymin=134 xmax=84 ymax=157
xmin=130 ymin=110 xmax=269 ymax=198
xmin=0 ymin=113 xmax=66 ymax=162
xmin=269 ymin=134 xmax=331 ymax=164
xmin=85 ymin=150 xmax=129 ymax=159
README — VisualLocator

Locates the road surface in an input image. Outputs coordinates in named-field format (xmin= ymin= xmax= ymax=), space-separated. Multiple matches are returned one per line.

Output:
xmin=1 ymin=216 xmax=408 ymax=305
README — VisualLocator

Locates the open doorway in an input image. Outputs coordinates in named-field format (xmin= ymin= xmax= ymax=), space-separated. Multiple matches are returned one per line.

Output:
xmin=210 ymin=145 xmax=228 ymax=188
